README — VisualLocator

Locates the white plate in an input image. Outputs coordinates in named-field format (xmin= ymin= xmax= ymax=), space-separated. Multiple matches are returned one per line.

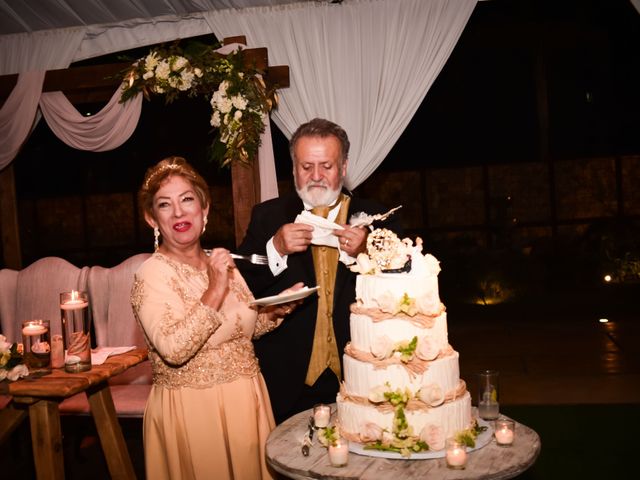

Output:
xmin=349 ymin=419 xmax=493 ymax=460
xmin=250 ymin=286 xmax=320 ymax=307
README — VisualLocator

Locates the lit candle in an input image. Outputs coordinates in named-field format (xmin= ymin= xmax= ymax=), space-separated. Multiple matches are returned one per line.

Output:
xmin=495 ymin=427 xmax=514 ymax=445
xmin=445 ymin=438 xmax=467 ymax=469
xmin=328 ymin=438 xmax=349 ymax=467
xmin=313 ymin=404 xmax=331 ymax=428
xmin=60 ymin=290 xmax=89 ymax=310
xmin=22 ymin=323 xmax=47 ymax=336
xmin=494 ymin=418 xmax=515 ymax=446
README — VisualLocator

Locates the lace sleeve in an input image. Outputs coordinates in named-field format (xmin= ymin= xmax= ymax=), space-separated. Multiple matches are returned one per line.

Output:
xmin=252 ymin=312 xmax=282 ymax=339
xmin=131 ymin=259 xmax=223 ymax=366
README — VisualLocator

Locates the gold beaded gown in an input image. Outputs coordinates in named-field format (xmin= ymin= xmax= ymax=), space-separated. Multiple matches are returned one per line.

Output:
xmin=131 ymin=253 xmax=277 ymax=480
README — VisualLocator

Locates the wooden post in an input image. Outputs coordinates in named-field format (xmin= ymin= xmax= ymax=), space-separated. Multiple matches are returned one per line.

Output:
xmin=231 ymin=160 xmax=261 ymax=247
xmin=0 ymin=164 xmax=22 ymax=268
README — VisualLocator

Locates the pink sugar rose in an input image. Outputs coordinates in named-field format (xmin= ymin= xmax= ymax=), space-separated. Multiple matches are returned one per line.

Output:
xmin=415 ymin=336 xmax=439 ymax=361
xmin=420 ymin=424 xmax=445 ymax=451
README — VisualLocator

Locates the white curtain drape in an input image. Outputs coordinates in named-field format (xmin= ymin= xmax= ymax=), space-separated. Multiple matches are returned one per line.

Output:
xmin=0 ymin=28 xmax=86 ymax=75
xmin=205 ymin=0 xmax=476 ymax=189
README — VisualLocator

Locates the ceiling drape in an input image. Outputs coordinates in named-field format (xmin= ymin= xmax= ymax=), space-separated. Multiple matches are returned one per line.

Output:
xmin=205 ymin=0 xmax=477 ymax=189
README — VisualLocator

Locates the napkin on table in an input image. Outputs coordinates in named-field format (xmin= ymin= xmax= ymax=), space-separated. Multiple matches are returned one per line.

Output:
xmin=91 ymin=346 xmax=136 ymax=365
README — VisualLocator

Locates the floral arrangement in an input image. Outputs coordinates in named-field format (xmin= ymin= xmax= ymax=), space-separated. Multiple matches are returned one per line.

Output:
xmin=119 ymin=41 xmax=278 ymax=167
xmin=361 ymin=383 xmax=485 ymax=457
xmin=0 ymin=335 xmax=28 ymax=381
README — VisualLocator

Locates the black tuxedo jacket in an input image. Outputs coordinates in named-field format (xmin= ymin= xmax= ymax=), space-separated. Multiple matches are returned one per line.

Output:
xmin=237 ymin=192 xmax=401 ymax=421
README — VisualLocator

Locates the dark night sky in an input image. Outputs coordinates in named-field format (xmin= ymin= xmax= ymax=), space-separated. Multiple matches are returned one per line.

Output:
xmin=14 ymin=0 xmax=640 ymax=198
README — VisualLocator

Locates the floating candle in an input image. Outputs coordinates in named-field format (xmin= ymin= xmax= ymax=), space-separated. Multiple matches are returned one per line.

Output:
xmin=22 ymin=323 xmax=47 ymax=336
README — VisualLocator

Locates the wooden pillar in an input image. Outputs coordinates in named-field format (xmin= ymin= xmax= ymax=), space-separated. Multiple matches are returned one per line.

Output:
xmin=0 ymin=164 xmax=22 ymax=268
xmin=231 ymin=160 xmax=261 ymax=247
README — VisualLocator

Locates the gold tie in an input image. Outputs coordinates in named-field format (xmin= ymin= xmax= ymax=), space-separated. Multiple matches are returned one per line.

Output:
xmin=305 ymin=194 xmax=350 ymax=386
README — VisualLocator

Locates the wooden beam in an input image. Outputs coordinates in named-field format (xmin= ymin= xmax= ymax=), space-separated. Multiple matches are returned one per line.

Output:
xmin=0 ymin=48 xmax=289 ymax=104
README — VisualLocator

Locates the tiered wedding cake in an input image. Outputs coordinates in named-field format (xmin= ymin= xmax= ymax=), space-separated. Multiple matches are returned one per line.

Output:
xmin=336 ymin=229 xmax=473 ymax=454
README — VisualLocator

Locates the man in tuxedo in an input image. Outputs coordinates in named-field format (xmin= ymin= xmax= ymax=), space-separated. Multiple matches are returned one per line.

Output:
xmin=237 ymin=118 xmax=400 ymax=423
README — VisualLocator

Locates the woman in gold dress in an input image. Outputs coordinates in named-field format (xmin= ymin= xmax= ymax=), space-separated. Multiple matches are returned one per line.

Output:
xmin=131 ymin=156 xmax=301 ymax=479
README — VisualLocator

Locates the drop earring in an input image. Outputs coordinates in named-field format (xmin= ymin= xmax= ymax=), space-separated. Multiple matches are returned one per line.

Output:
xmin=154 ymin=227 xmax=160 ymax=252
xmin=202 ymin=217 xmax=208 ymax=235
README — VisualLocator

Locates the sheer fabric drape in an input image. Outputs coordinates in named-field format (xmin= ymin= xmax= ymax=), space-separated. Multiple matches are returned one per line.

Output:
xmin=205 ymin=0 xmax=477 ymax=189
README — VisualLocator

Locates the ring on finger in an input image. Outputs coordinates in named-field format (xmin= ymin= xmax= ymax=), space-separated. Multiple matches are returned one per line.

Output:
xmin=345 ymin=239 xmax=350 ymax=246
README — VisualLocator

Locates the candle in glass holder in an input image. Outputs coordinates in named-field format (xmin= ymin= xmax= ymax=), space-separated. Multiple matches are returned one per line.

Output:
xmin=445 ymin=438 xmax=467 ymax=469
xmin=21 ymin=319 xmax=51 ymax=374
xmin=313 ymin=404 xmax=331 ymax=428
xmin=494 ymin=418 xmax=515 ymax=446
xmin=328 ymin=438 xmax=349 ymax=467
xmin=60 ymin=290 xmax=91 ymax=373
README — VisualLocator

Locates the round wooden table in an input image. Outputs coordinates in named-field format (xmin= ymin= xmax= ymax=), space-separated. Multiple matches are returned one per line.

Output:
xmin=266 ymin=406 xmax=541 ymax=480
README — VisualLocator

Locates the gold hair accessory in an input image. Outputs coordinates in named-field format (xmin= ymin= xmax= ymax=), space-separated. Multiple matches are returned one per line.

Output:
xmin=144 ymin=163 xmax=183 ymax=189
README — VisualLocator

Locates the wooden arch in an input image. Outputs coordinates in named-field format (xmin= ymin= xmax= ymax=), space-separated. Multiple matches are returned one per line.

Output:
xmin=0 ymin=37 xmax=290 ymax=268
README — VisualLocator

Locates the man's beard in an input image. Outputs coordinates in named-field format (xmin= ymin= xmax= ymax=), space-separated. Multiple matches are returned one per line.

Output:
xmin=295 ymin=178 xmax=343 ymax=207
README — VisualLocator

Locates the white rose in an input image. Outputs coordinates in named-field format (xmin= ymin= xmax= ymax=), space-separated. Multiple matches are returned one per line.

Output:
xmin=231 ymin=94 xmax=248 ymax=110
xmin=0 ymin=334 xmax=10 ymax=352
xmin=415 ymin=336 xmax=439 ymax=361
xmin=171 ymin=56 xmax=188 ymax=71
xmin=368 ymin=384 xmax=388 ymax=403
xmin=168 ymin=76 xmax=180 ymax=89
xmin=370 ymin=335 xmax=393 ymax=360
xmin=420 ymin=424 xmax=445 ymax=451
xmin=217 ymin=97 xmax=232 ymax=114
xmin=144 ymin=52 xmax=159 ymax=71
xmin=155 ymin=60 xmax=170 ymax=80
xmin=210 ymin=111 xmax=221 ymax=128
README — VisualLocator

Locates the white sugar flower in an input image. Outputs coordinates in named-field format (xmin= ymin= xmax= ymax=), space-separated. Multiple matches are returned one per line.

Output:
xmin=415 ymin=336 xmax=439 ymax=361
xmin=420 ymin=424 xmax=445 ymax=451
xmin=418 ymin=383 xmax=444 ymax=407
xmin=368 ymin=384 xmax=388 ymax=403
xmin=360 ymin=423 xmax=383 ymax=442
xmin=371 ymin=335 xmax=393 ymax=360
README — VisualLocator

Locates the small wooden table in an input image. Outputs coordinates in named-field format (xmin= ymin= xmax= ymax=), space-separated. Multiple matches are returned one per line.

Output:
xmin=266 ymin=406 xmax=541 ymax=480
xmin=0 ymin=348 xmax=147 ymax=480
